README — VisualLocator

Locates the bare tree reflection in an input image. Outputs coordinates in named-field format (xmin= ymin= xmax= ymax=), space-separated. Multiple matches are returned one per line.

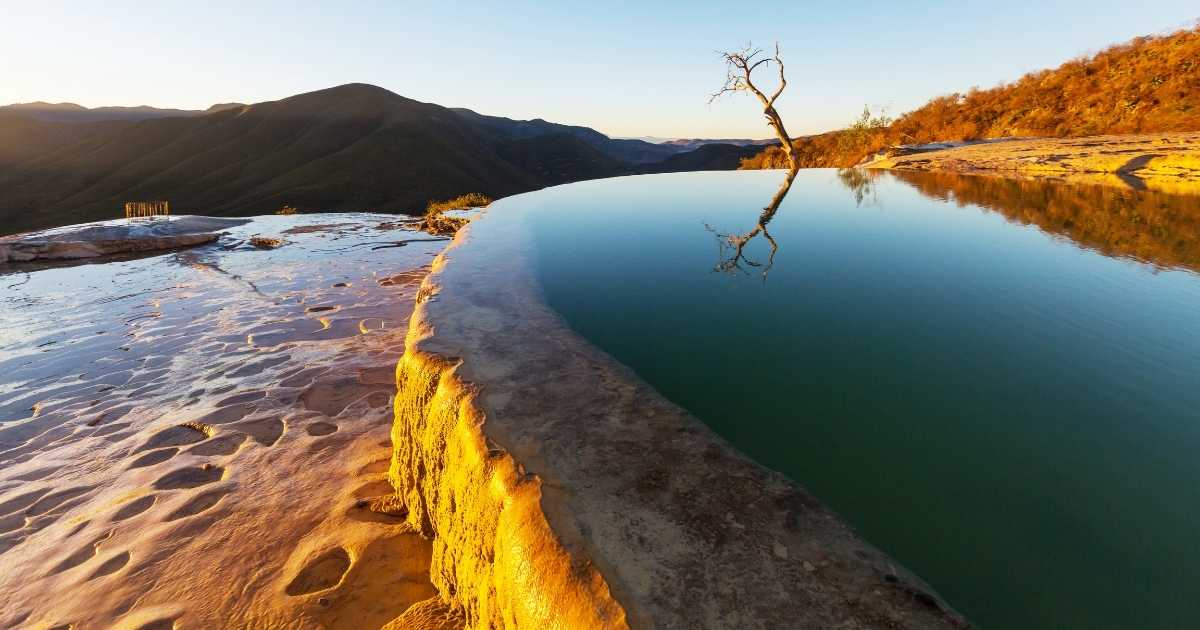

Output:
xmin=706 ymin=167 xmax=796 ymax=279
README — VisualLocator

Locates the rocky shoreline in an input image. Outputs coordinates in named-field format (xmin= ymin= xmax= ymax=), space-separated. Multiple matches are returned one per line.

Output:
xmin=862 ymin=132 xmax=1200 ymax=193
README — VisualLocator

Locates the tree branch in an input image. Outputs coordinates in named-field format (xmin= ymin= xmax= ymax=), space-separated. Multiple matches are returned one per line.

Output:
xmin=711 ymin=41 xmax=798 ymax=170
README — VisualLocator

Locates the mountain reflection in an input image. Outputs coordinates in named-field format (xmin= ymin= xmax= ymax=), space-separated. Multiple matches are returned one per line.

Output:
xmin=887 ymin=170 xmax=1200 ymax=273
xmin=706 ymin=167 xmax=798 ymax=279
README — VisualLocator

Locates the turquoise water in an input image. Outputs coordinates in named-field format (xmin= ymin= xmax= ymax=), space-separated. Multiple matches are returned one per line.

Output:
xmin=524 ymin=170 xmax=1200 ymax=630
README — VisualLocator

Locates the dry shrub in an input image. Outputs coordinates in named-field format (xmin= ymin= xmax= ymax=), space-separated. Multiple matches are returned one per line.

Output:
xmin=421 ymin=193 xmax=492 ymax=235
xmin=249 ymin=235 xmax=284 ymax=249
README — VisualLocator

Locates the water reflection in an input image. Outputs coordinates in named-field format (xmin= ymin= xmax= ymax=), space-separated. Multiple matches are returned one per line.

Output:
xmin=885 ymin=170 xmax=1200 ymax=273
xmin=836 ymin=168 xmax=880 ymax=207
xmin=706 ymin=167 xmax=798 ymax=279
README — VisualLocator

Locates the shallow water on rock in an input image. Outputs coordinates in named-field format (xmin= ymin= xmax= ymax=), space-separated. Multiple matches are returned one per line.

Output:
xmin=525 ymin=170 xmax=1200 ymax=630
xmin=0 ymin=213 xmax=445 ymax=627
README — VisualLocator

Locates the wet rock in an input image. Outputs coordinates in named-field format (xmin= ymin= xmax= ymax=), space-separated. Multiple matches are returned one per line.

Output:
xmin=0 ymin=216 xmax=248 ymax=263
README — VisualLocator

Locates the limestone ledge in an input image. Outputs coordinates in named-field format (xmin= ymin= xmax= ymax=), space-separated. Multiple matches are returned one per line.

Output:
xmin=864 ymin=132 xmax=1200 ymax=195
xmin=0 ymin=216 xmax=249 ymax=263
xmin=388 ymin=197 xmax=970 ymax=629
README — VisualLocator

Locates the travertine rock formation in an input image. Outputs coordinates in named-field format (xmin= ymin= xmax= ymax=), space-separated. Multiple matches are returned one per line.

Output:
xmin=0 ymin=216 xmax=248 ymax=263
xmin=388 ymin=202 xmax=969 ymax=629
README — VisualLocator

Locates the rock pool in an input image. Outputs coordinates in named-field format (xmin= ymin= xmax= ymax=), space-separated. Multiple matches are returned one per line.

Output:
xmin=524 ymin=169 xmax=1200 ymax=630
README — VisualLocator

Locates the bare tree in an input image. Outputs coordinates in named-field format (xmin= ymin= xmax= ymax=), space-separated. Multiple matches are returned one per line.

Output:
xmin=710 ymin=43 xmax=799 ymax=171
xmin=707 ymin=43 xmax=800 ymax=279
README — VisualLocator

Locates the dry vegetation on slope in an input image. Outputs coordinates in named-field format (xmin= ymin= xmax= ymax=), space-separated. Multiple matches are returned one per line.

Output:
xmin=742 ymin=24 xmax=1200 ymax=169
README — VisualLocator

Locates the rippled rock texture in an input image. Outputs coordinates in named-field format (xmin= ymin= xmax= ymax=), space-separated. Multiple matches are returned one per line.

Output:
xmin=0 ymin=214 xmax=450 ymax=628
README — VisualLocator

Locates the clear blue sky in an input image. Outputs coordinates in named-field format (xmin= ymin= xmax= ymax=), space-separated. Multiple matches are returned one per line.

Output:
xmin=2 ymin=1 xmax=1196 ymax=138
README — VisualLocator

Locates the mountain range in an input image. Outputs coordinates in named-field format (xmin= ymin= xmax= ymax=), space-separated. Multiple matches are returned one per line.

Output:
xmin=1 ymin=101 xmax=245 ymax=124
xmin=0 ymin=85 xmax=770 ymax=234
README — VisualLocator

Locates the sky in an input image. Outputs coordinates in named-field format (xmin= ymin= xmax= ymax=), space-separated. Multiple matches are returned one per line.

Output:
xmin=2 ymin=1 xmax=1197 ymax=138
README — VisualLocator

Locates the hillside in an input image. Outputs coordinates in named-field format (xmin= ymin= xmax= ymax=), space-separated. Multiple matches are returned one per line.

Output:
xmin=451 ymin=108 xmax=689 ymax=164
xmin=743 ymin=24 xmax=1200 ymax=169
xmin=640 ymin=142 xmax=765 ymax=173
xmin=0 ymin=101 xmax=244 ymax=123
xmin=662 ymin=138 xmax=774 ymax=150
xmin=492 ymin=132 xmax=630 ymax=185
xmin=0 ymin=84 xmax=747 ymax=234
xmin=0 ymin=85 xmax=534 ymax=233
xmin=0 ymin=112 xmax=122 ymax=166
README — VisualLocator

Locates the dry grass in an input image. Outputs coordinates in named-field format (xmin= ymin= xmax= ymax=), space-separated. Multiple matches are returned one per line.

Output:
xmin=425 ymin=193 xmax=492 ymax=216
xmin=249 ymin=235 xmax=284 ymax=249
xmin=893 ymin=25 xmax=1200 ymax=142
xmin=421 ymin=193 xmax=492 ymax=235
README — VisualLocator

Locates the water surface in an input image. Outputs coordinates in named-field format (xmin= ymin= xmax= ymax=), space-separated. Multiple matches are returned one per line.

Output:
xmin=525 ymin=170 xmax=1200 ymax=630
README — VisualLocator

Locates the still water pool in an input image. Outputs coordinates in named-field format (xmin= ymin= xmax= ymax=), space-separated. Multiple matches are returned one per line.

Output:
xmin=524 ymin=169 xmax=1200 ymax=629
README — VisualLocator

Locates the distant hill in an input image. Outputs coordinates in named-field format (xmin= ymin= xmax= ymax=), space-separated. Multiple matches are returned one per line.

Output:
xmin=451 ymin=108 xmax=687 ymax=164
xmin=0 ymin=112 xmax=118 ymax=166
xmin=0 ymin=101 xmax=245 ymax=124
xmin=0 ymin=84 xmax=751 ymax=234
xmin=742 ymin=24 xmax=1200 ymax=169
xmin=659 ymin=138 xmax=775 ymax=151
xmin=205 ymin=103 xmax=246 ymax=114
xmin=493 ymin=132 xmax=630 ymax=185
xmin=641 ymin=142 xmax=767 ymax=173
xmin=615 ymin=136 xmax=773 ymax=149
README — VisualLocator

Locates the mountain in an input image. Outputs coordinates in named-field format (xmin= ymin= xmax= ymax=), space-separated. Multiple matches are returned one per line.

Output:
xmin=0 ymin=101 xmax=245 ymax=124
xmin=614 ymin=136 xmax=774 ymax=149
xmin=0 ymin=111 xmax=120 ymax=166
xmin=659 ymin=138 xmax=775 ymax=151
xmin=742 ymin=24 xmax=1200 ymax=169
xmin=493 ymin=133 xmax=630 ymax=185
xmin=0 ymin=84 xmax=749 ymax=235
xmin=640 ymin=142 xmax=767 ymax=173
xmin=451 ymin=108 xmax=686 ymax=164
xmin=205 ymin=103 xmax=246 ymax=114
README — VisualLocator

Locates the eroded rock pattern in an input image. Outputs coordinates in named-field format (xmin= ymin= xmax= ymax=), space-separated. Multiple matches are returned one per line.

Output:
xmin=0 ymin=214 xmax=447 ymax=628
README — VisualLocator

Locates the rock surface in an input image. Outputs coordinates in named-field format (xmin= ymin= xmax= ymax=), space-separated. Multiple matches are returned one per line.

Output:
xmin=863 ymin=132 xmax=1200 ymax=194
xmin=0 ymin=216 xmax=249 ymax=263
xmin=0 ymin=215 xmax=450 ymax=628
xmin=389 ymin=200 xmax=970 ymax=628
